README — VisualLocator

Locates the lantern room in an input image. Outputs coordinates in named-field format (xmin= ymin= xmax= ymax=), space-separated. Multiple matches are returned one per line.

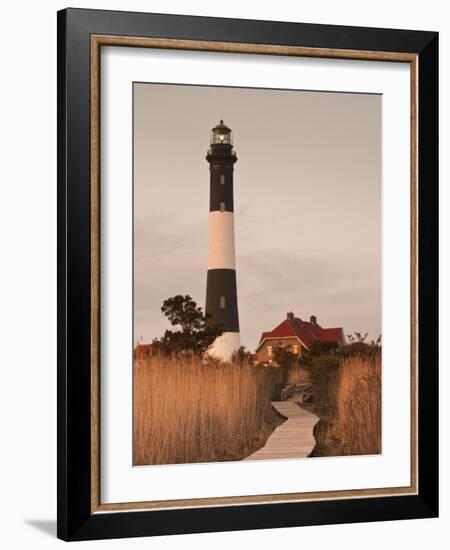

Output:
xmin=211 ymin=119 xmax=233 ymax=145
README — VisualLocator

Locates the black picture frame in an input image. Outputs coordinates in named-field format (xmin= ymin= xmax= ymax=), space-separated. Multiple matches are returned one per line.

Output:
xmin=57 ymin=7 xmax=438 ymax=541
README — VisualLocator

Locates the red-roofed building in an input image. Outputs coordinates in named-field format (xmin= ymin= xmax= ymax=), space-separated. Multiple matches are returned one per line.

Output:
xmin=255 ymin=312 xmax=345 ymax=364
xmin=134 ymin=343 xmax=153 ymax=360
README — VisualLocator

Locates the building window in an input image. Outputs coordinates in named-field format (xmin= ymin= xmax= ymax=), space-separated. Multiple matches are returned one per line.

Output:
xmin=267 ymin=345 xmax=273 ymax=357
xmin=220 ymin=296 xmax=226 ymax=308
xmin=293 ymin=344 xmax=299 ymax=354
xmin=220 ymin=174 xmax=225 ymax=185
xmin=220 ymin=202 xmax=226 ymax=212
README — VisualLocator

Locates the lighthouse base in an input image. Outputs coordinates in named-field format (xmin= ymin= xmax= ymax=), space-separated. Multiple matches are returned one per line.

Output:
xmin=205 ymin=332 xmax=241 ymax=362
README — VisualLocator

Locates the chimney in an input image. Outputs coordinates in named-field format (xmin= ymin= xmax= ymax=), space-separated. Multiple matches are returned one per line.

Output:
xmin=310 ymin=315 xmax=317 ymax=325
xmin=287 ymin=312 xmax=294 ymax=320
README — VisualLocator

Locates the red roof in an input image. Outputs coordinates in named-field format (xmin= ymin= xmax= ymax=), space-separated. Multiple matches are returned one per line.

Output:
xmin=135 ymin=343 xmax=153 ymax=359
xmin=256 ymin=316 xmax=343 ymax=351
xmin=135 ymin=343 xmax=152 ymax=351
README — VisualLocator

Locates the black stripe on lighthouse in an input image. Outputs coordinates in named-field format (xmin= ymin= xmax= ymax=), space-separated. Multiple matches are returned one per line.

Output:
xmin=209 ymin=164 xmax=235 ymax=212
xmin=205 ymin=269 xmax=240 ymax=333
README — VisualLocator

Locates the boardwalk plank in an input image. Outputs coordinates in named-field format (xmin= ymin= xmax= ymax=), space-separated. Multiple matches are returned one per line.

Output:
xmin=245 ymin=401 xmax=319 ymax=461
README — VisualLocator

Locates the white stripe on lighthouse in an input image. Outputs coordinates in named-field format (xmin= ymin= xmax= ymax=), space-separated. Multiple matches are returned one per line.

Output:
xmin=206 ymin=332 xmax=241 ymax=361
xmin=207 ymin=211 xmax=236 ymax=270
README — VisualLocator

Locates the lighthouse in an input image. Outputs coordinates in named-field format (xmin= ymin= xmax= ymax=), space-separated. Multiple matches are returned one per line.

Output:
xmin=205 ymin=120 xmax=240 ymax=360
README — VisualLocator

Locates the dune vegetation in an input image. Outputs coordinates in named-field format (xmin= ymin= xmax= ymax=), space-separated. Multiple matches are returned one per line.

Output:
xmin=134 ymin=354 xmax=283 ymax=466
xmin=305 ymin=348 xmax=382 ymax=457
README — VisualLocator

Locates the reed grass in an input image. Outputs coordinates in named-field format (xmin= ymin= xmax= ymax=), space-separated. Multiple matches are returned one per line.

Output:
xmin=134 ymin=355 xmax=281 ymax=465
xmin=309 ymin=350 xmax=381 ymax=456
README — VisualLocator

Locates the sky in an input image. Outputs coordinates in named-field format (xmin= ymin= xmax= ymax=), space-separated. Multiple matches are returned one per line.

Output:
xmin=134 ymin=82 xmax=381 ymax=350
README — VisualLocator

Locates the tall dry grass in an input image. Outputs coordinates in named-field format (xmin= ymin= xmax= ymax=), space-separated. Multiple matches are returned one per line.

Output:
xmin=310 ymin=350 xmax=381 ymax=457
xmin=134 ymin=355 xmax=281 ymax=465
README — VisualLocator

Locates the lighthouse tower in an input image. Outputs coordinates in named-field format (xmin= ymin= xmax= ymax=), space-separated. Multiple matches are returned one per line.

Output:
xmin=205 ymin=120 xmax=240 ymax=360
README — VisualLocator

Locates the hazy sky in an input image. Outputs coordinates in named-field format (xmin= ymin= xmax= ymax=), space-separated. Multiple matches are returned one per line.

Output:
xmin=134 ymin=83 xmax=381 ymax=349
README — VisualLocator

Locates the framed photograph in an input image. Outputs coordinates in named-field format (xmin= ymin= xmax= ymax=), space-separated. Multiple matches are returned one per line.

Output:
xmin=57 ymin=8 xmax=438 ymax=541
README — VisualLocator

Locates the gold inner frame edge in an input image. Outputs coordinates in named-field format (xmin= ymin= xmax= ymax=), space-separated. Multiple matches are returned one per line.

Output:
xmin=90 ymin=34 xmax=419 ymax=514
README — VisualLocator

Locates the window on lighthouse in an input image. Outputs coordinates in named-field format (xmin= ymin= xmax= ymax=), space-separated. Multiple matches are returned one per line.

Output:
xmin=220 ymin=296 xmax=226 ymax=309
xmin=220 ymin=174 xmax=225 ymax=185
xmin=220 ymin=202 xmax=226 ymax=212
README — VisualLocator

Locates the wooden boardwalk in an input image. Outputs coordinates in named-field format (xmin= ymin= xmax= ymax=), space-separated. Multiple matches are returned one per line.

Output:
xmin=245 ymin=401 xmax=319 ymax=461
